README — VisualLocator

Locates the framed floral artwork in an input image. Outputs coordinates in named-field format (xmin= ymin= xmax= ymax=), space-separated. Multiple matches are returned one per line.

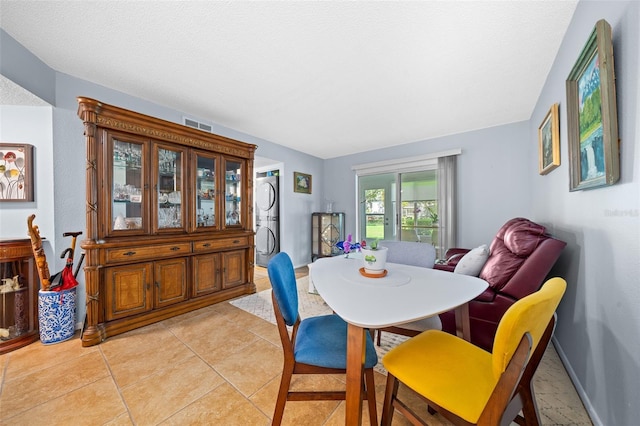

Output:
xmin=293 ymin=171 xmax=311 ymax=194
xmin=538 ymin=103 xmax=560 ymax=175
xmin=0 ymin=143 xmax=34 ymax=201
xmin=566 ymin=19 xmax=619 ymax=191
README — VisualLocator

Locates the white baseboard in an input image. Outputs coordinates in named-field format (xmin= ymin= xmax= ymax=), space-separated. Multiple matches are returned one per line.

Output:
xmin=552 ymin=336 xmax=602 ymax=426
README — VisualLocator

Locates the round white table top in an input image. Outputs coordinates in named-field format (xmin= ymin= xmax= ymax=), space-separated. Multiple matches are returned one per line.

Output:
xmin=311 ymin=254 xmax=488 ymax=328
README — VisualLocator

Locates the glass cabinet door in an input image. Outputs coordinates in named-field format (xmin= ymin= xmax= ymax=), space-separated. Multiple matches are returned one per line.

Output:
xmin=195 ymin=153 xmax=216 ymax=229
xmin=224 ymin=158 xmax=242 ymax=227
xmin=156 ymin=146 xmax=185 ymax=230
xmin=111 ymin=138 xmax=144 ymax=232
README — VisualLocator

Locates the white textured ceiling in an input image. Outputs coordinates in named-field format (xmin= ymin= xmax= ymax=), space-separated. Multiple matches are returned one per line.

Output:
xmin=0 ymin=1 xmax=577 ymax=159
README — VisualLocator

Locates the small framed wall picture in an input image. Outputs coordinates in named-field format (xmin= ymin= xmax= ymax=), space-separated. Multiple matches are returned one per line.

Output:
xmin=0 ymin=143 xmax=34 ymax=201
xmin=538 ymin=103 xmax=560 ymax=175
xmin=293 ymin=172 xmax=312 ymax=194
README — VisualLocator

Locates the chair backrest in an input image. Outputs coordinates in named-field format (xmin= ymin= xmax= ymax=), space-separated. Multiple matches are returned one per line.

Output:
xmin=267 ymin=252 xmax=299 ymax=326
xmin=380 ymin=241 xmax=436 ymax=268
xmin=491 ymin=277 xmax=566 ymax=379
xmin=479 ymin=218 xmax=566 ymax=299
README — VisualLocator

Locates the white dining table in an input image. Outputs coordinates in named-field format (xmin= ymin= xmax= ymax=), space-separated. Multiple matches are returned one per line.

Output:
xmin=310 ymin=254 xmax=488 ymax=426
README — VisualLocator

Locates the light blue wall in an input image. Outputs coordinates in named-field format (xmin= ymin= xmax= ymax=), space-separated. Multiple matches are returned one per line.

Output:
xmin=323 ymin=121 xmax=532 ymax=248
xmin=0 ymin=30 xmax=55 ymax=105
xmin=527 ymin=1 xmax=640 ymax=425
xmin=0 ymin=105 xmax=56 ymax=270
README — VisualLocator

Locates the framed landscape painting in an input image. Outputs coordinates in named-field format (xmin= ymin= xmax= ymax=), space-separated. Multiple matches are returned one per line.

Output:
xmin=566 ymin=19 xmax=619 ymax=191
xmin=539 ymin=103 xmax=560 ymax=175
xmin=0 ymin=143 xmax=34 ymax=201
xmin=293 ymin=172 xmax=312 ymax=194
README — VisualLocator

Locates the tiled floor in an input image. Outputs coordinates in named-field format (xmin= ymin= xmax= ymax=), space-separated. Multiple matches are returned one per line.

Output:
xmin=0 ymin=267 xmax=591 ymax=425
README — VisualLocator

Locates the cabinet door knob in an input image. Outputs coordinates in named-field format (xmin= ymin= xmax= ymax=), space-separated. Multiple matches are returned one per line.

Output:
xmin=202 ymin=243 xmax=211 ymax=247
xmin=233 ymin=240 xmax=239 ymax=244
xmin=171 ymin=246 xmax=180 ymax=251
xmin=124 ymin=251 xmax=136 ymax=256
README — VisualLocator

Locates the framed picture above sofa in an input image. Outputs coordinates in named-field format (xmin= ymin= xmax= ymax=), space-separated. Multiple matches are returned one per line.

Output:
xmin=566 ymin=19 xmax=619 ymax=191
xmin=538 ymin=103 xmax=560 ymax=175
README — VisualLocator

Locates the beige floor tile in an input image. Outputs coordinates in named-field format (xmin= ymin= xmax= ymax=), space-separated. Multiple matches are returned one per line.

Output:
xmin=100 ymin=324 xmax=197 ymax=388
xmin=160 ymin=304 xmax=218 ymax=329
xmin=120 ymin=355 xmax=225 ymax=425
xmin=0 ymin=351 xmax=7 ymax=383
xmin=250 ymin=370 xmax=352 ymax=424
xmin=171 ymin=318 xmax=261 ymax=365
xmin=161 ymin=382 xmax=270 ymax=425
xmin=246 ymin=318 xmax=281 ymax=346
xmin=0 ymin=350 xmax=109 ymax=420
xmin=2 ymin=331 xmax=97 ymax=381
xmin=212 ymin=337 xmax=282 ymax=396
xmin=103 ymin=412 xmax=135 ymax=426
xmin=252 ymin=375 xmax=342 ymax=426
xmin=211 ymin=300 xmax=271 ymax=329
xmin=1 ymin=376 xmax=129 ymax=425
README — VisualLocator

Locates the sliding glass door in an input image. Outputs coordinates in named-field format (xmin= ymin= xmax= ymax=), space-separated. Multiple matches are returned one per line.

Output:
xmin=359 ymin=173 xmax=396 ymax=241
xmin=400 ymin=170 xmax=438 ymax=245
xmin=358 ymin=168 xmax=447 ymax=257
xmin=354 ymin=152 xmax=458 ymax=258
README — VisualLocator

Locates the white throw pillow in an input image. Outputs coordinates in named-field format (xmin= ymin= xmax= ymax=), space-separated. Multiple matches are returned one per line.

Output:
xmin=454 ymin=244 xmax=490 ymax=276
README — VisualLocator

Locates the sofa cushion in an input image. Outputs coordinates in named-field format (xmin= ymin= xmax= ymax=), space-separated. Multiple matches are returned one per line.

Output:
xmin=480 ymin=218 xmax=548 ymax=291
xmin=454 ymin=244 xmax=490 ymax=276
xmin=503 ymin=221 xmax=547 ymax=256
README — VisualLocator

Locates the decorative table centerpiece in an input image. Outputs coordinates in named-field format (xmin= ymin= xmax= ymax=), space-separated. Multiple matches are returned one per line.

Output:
xmin=360 ymin=239 xmax=388 ymax=276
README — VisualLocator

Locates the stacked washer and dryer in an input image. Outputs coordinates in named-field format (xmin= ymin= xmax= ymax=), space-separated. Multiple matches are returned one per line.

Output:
xmin=255 ymin=174 xmax=280 ymax=267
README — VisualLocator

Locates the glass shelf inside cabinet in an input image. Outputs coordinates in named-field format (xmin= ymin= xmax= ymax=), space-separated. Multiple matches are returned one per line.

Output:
xmin=196 ymin=155 xmax=216 ymax=228
xmin=112 ymin=140 xmax=143 ymax=231
xmin=225 ymin=160 xmax=241 ymax=226
xmin=157 ymin=147 xmax=183 ymax=229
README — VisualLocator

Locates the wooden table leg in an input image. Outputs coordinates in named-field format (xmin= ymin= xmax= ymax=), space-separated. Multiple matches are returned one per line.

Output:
xmin=454 ymin=302 xmax=471 ymax=341
xmin=346 ymin=322 xmax=365 ymax=426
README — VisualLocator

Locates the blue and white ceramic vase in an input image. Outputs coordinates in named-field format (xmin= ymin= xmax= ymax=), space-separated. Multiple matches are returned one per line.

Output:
xmin=38 ymin=287 xmax=76 ymax=344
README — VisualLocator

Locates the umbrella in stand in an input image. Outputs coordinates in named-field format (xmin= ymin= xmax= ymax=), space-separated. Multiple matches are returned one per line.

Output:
xmin=50 ymin=231 xmax=82 ymax=292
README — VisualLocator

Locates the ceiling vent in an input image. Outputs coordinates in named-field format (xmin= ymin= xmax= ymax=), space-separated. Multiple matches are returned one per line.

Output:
xmin=184 ymin=117 xmax=213 ymax=133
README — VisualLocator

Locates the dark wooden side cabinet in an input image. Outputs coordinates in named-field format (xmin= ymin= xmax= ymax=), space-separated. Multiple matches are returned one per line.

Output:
xmin=0 ymin=239 xmax=39 ymax=354
xmin=77 ymin=97 xmax=256 ymax=347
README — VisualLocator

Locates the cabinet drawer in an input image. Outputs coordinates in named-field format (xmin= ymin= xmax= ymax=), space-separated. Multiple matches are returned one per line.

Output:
xmin=194 ymin=237 xmax=249 ymax=252
xmin=106 ymin=243 xmax=191 ymax=263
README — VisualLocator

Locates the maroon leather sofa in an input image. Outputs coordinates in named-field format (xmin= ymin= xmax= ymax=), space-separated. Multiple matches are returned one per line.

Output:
xmin=434 ymin=217 xmax=566 ymax=351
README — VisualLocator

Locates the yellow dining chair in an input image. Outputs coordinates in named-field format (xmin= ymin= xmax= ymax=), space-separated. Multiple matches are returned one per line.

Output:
xmin=380 ymin=277 xmax=566 ymax=426
xmin=268 ymin=252 xmax=378 ymax=426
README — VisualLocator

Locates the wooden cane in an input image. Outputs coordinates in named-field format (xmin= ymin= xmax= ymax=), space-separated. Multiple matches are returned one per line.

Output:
xmin=27 ymin=214 xmax=51 ymax=291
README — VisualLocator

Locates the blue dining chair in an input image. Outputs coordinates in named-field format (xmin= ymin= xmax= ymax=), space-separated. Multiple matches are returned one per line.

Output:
xmin=375 ymin=241 xmax=441 ymax=346
xmin=267 ymin=252 xmax=378 ymax=425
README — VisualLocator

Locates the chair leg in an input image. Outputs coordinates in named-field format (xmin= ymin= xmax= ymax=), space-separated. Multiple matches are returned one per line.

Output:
xmin=381 ymin=371 xmax=399 ymax=426
xmin=272 ymin=364 xmax=294 ymax=426
xmin=364 ymin=368 xmax=378 ymax=425
xmin=519 ymin=381 xmax=541 ymax=426
xmin=376 ymin=329 xmax=382 ymax=346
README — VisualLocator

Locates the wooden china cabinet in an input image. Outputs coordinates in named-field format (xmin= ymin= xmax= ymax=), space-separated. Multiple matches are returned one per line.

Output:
xmin=77 ymin=97 xmax=256 ymax=347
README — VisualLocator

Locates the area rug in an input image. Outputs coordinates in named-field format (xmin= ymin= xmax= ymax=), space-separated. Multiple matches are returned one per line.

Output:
xmin=229 ymin=276 xmax=409 ymax=373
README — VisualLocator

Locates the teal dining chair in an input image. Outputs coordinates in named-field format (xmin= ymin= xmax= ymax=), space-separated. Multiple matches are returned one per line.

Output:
xmin=267 ymin=252 xmax=378 ymax=425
